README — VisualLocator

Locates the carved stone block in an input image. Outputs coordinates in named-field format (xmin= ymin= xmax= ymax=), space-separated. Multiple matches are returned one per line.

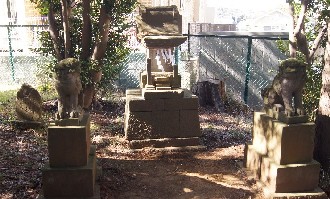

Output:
xmin=15 ymin=84 xmax=42 ymax=121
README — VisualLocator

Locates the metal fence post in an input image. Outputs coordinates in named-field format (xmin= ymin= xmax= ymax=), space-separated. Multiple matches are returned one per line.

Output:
xmin=175 ymin=47 xmax=179 ymax=65
xmin=188 ymin=23 xmax=190 ymax=56
xmin=7 ymin=26 xmax=15 ymax=81
xmin=244 ymin=37 xmax=252 ymax=104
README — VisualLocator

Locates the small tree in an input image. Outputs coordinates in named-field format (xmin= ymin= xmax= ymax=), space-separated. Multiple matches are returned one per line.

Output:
xmin=30 ymin=0 xmax=137 ymax=109
xmin=285 ymin=0 xmax=330 ymax=190
xmin=277 ymin=0 xmax=327 ymax=120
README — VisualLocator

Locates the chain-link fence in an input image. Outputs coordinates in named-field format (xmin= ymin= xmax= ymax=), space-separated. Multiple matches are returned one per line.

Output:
xmin=183 ymin=33 xmax=288 ymax=109
xmin=118 ymin=32 xmax=288 ymax=109
xmin=0 ymin=24 xmax=49 ymax=91
xmin=0 ymin=24 xmax=287 ymax=109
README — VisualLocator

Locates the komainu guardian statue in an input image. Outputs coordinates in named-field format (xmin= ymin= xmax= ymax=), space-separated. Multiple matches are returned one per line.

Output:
xmin=262 ymin=58 xmax=307 ymax=116
xmin=54 ymin=58 xmax=82 ymax=119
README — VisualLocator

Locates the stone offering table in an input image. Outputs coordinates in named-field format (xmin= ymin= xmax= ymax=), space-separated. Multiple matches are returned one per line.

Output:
xmin=244 ymin=109 xmax=327 ymax=198
xmin=39 ymin=113 xmax=100 ymax=198
xmin=125 ymin=88 xmax=201 ymax=149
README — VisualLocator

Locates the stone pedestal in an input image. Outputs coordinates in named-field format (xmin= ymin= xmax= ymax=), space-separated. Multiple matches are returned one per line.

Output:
xmin=124 ymin=88 xmax=202 ymax=149
xmin=244 ymin=111 xmax=327 ymax=199
xmin=40 ymin=113 xmax=100 ymax=198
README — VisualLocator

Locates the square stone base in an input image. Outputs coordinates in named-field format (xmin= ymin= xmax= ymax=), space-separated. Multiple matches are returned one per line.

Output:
xmin=38 ymin=185 xmax=100 ymax=199
xmin=42 ymin=146 xmax=97 ymax=198
xmin=252 ymin=112 xmax=315 ymax=165
xmin=260 ymin=157 xmax=320 ymax=193
xmin=262 ymin=186 xmax=327 ymax=199
xmin=48 ymin=113 xmax=91 ymax=167
xmin=239 ymin=161 xmax=327 ymax=199
xmin=124 ymin=89 xmax=201 ymax=149
xmin=245 ymin=145 xmax=322 ymax=194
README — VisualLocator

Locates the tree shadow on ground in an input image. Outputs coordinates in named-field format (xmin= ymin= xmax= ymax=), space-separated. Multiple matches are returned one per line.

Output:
xmin=97 ymin=150 xmax=261 ymax=199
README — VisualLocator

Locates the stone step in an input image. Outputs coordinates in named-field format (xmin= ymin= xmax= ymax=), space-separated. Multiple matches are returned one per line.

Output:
xmin=260 ymin=157 xmax=320 ymax=193
xmin=261 ymin=186 xmax=327 ymax=199
xmin=244 ymin=143 xmax=264 ymax=178
xmin=127 ymin=95 xmax=199 ymax=112
xmin=128 ymin=137 xmax=202 ymax=149
xmin=38 ymin=185 xmax=100 ymax=199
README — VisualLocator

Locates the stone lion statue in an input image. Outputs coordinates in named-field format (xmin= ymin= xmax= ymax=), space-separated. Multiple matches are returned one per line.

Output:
xmin=261 ymin=58 xmax=307 ymax=116
xmin=54 ymin=58 xmax=82 ymax=119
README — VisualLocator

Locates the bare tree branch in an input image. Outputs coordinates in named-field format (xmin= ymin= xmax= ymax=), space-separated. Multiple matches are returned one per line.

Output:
xmin=92 ymin=4 xmax=111 ymax=62
xmin=48 ymin=3 xmax=63 ymax=61
xmin=294 ymin=0 xmax=311 ymax=35
xmin=61 ymin=0 xmax=71 ymax=58
xmin=289 ymin=1 xmax=297 ymax=57
xmin=309 ymin=25 xmax=327 ymax=61
xmin=81 ymin=0 xmax=92 ymax=60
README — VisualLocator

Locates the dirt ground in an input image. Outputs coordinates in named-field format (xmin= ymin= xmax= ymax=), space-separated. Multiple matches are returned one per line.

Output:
xmin=97 ymin=146 xmax=264 ymax=199
xmin=0 ymin=100 xmax=264 ymax=199
xmin=92 ymin=101 xmax=264 ymax=199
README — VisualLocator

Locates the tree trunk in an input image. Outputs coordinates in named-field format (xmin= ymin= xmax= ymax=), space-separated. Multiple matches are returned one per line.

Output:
xmin=60 ymin=0 xmax=71 ymax=58
xmin=81 ymin=4 xmax=111 ymax=110
xmin=289 ymin=0 xmax=312 ymax=61
xmin=80 ymin=0 xmax=92 ymax=61
xmin=289 ymin=1 xmax=297 ymax=58
xmin=314 ymin=115 xmax=330 ymax=172
xmin=314 ymin=19 xmax=330 ymax=172
xmin=194 ymin=81 xmax=224 ymax=111
xmin=48 ymin=3 xmax=63 ymax=61
xmin=81 ymin=70 xmax=102 ymax=110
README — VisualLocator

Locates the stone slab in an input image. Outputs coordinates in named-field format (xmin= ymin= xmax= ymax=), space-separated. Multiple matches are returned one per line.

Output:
xmin=278 ymin=112 xmax=309 ymax=124
xmin=48 ymin=123 xmax=91 ymax=167
xmin=54 ymin=118 xmax=80 ymax=126
xmin=145 ymin=85 xmax=155 ymax=90
xmin=156 ymin=86 xmax=172 ymax=90
xmin=38 ymin=185 xmax=100 ymax=199
xmin=128 ymin=98 xmax=164 ymax=112
xmin=128 ymin=137 xmax=201 ymax=149
xmin=260 ymin=157 xmax=320 ymax=193
xmin=262 ymin=186 xmax=327 ymax=199
xmin=143 ymin=89 xmax=184 ymax=99
xmin=180 ymin=110 xmax=201 ymax=137
xmin=252 ymin=112 xmax=315 ymax=165
xmin=239 ymin=161 xmax=326 ymax=199
xmin=42 ymin=146 xmax=97 ymax=198
xmin=265 ymin=108 xmax=309 ymax=124
xmin=164 ymin=96 xmax=199 ymax=111
xmin=126 ymin=88 xmax=142 ymax=96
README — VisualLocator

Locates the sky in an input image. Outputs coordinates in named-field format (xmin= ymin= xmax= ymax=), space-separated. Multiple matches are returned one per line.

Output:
xmin=207 ymin=0 xmax=287 ymax=10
